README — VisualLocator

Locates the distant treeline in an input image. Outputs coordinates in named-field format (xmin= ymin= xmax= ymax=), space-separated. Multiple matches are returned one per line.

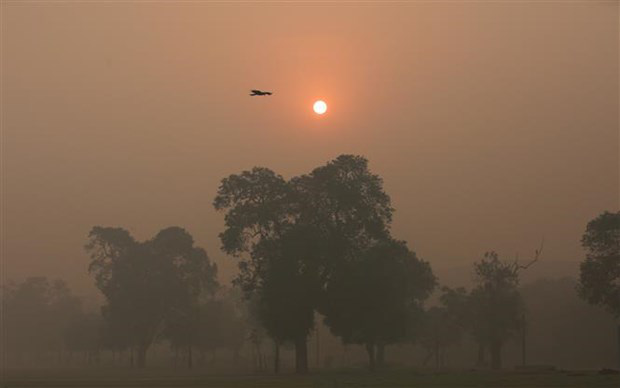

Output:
xmin=3 ymin=155 xmax=618 ymax=373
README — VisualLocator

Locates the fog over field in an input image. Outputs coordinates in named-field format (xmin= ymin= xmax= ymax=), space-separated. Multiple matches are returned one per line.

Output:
xmin=1 ymin=1 xmax=618 ymax=386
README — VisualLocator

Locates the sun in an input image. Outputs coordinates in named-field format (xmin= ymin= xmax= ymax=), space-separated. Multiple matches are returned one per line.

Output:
xmin=313 ymin=100 xmax=327 ymax=115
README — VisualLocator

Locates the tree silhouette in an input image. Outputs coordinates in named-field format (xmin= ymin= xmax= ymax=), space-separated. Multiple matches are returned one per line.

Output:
xmin=253 ymin=225 xmax=324 ymax=373
xmin=85 ymin=226 xmax=217 ymax=368
xmin=295 ymin=155 xmax=396 ymax=370
xmin=213 ymin=155 xmax=395 ymax=373
xmin=213 ymin=167 xmax=314 ymax=372
xmin=322 ymin=239 xmax=435 ymax=370
xmin=64 ymin=312 xmax=103 ymax=365
xmin=418 ymin=287 xmax=469 ymax=370
xmin=418 ymin=306 xmax=462 ymax=370
xmin=578 ymin=211 xmax=620 ymax=317
xmin=469 ymin=252 xmax=523 ymax=370
xmin=291 ymin=155 xmax=393 ymax=265
xmin=578 ymin=211 xmax=620 ymax=369
xmin=3 ymin=277 xmax=82 ymax=365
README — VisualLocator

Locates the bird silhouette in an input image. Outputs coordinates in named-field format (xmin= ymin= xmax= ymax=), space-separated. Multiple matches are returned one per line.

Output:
xmin=250 ymin=89 xmax=273 ymax=96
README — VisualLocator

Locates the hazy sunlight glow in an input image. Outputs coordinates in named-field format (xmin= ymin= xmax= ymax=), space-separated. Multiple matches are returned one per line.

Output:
xmin=313 ymin=100 xmax=327 ymax=115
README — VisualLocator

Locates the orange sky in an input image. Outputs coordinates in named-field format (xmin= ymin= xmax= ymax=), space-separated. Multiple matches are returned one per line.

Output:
xmin=2 ymin=2 xmax=618 ymax=298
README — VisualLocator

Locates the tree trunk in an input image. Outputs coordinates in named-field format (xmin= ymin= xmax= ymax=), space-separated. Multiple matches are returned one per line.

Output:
xmin=366 ymin=342 xmax=376 ymax=372
xmin=489 ymin=340 xmax=502 ymax=370
xmin=130 ymin=348 xmax=135 ymax=368
xmin=435 ymin=341 xmax=440 ymax=370
xmin=274 ymin=341 xmax=280 ymax=375
xmin=187 ymin=344 xmax=193 ymax=369
xmin=376 ymin=343 xmax=385 ymax=369
xmin=295 ymin=336 xmax=308 ymax=374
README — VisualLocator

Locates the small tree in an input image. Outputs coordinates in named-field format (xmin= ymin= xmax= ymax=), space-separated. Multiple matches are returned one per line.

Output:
xmin=418 ymin=306 xmax=462 ymax=370
xmin=578 ymin=211 xmax=620 ymax=368
xmin=470 ymin=252 xmax=524 ymax=370
xmin=456 ymin=242 xmax=542 ymax=371
xmin=64 ymin=313 xmax=102 ymax=365
xmin=418 ymin=287 xmax=468 ymax=370
xmin=3 ymin=277 xmax=82 ymax=365
xmin=322 ymin=239 xmax=435 ymax=370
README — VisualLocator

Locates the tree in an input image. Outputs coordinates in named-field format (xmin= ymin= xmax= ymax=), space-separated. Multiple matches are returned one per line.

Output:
xmin=418 ymin=306 xmax=462 ymax=370
xmin=204 ymin=296 xmax=247 ymax=366
xmin=291 ymin=155 xmax=393 ymax=269
xmin=578 ymin=211 xmax=620 ymax=317
xmin=165 ymin=300 xmax=204 ymax=369
xmin=207 ymin=288 xmax=248 ymax=369
xmin=64 ymin=313 xmax=103 ymax=365
xmin=85 ymin=226 xmax=217 ymax=368
xmin=578 ymin=211 xmax=620 ymax=369
xmin=294 ymin=155 xmax=397 ymax=370
xmin=253 ymin=225 xmax=324 ymax=373
xmin=2 ymin=277 xmax=82 ymax=366
xmin=321 ymin=239 xmax=435 ymax=370
xmin=213 ymin=155 xmax=395 ymax=373
xmin=167 ymin=293 xmax=247 ymax=370
xmin=99 ymin=311 xmax=133 ymax=365
xmin=213 ymin=167 xmax=315 ymax=372
xmin=418 ymin=287 xmax=468 ymax=370
xmin=438 ymin=244 xmax=542 ymax=370
xmin=243 ymin=294 xmax=270 ymax=372
xmin=469 ymin=252 xmax=524 ymax=370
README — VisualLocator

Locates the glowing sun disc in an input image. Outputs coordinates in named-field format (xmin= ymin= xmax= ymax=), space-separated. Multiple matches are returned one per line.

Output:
xmin=313 ymin=100 xmax=327 ymax=115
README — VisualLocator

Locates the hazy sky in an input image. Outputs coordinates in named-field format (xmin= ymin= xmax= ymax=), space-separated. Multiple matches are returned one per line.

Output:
xmin=3 ymin=2 xmax=618 ymax=296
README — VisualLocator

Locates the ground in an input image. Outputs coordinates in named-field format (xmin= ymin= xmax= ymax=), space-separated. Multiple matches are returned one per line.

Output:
xmin=2 ymin=369 xmax=620 ymax=388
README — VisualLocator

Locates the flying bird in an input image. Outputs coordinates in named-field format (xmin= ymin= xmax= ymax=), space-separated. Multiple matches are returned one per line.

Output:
xmin=250 ymin=89 xmax=272 ymax=96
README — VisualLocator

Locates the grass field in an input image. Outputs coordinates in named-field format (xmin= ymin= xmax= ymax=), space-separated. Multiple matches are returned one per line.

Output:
xmin=2 ymin=368 xmax=619 ymax=388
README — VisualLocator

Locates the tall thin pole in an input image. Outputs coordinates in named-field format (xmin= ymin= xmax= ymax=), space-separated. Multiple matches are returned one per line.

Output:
xmin=521 ymin=313 xmax=526 ymax=366
xmin=616 ymin=324 xmax=620 ymax=371
xmin=316 ymin=324 xmax=320 ymax=368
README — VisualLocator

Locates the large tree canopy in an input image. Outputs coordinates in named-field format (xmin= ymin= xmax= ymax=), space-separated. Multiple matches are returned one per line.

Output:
xmin=213 ymin=167 xmax=292 ymax=257
xmin=292 ymin=155 xmax=393 ymax=271
xmin=213 ymin=155 xmax=399 ymax=373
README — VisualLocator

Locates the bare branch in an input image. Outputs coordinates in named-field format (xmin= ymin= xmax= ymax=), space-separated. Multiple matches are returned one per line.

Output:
xmin=514 ymin=238 xmax=545 ymax=272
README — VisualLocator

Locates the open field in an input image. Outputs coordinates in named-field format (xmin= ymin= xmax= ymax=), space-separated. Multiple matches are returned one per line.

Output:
xmin=2 ymin=369 xmax=619 ymax=388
